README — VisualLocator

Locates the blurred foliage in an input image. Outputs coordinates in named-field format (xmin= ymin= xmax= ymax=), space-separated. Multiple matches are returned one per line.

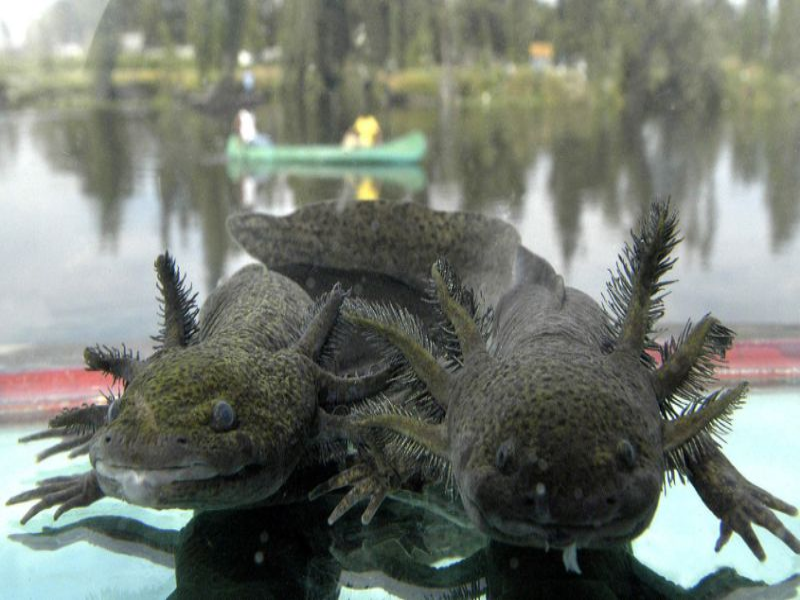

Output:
xmin=1 ymin=0 xmax=796 ymax=114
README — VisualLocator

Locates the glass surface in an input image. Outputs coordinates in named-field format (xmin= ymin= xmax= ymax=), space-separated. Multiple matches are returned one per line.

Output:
xmin=2 ymin=388 xmax=798 ymax=597
xmin=1 ymin=2 xmax=799 ymax=598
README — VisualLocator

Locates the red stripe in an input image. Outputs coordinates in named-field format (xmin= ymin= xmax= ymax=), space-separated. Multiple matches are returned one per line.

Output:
xmin=1 ymin=339 xmax=798 ymax=419
xmin=0 ymin=369 xmax=113 ymax=400
xmin=0 ymin=369 xmax=119 ymax=420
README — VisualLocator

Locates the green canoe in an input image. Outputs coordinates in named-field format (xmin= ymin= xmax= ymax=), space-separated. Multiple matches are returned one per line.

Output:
xmin=226 ymin=162 xmax=427 ymax=192
xmin=225 ymin=131 xmax=427 ymax=165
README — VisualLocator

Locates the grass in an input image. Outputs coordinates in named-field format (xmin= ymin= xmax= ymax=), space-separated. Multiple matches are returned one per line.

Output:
xmin=0 ymin=52 xmax=795 ymax=115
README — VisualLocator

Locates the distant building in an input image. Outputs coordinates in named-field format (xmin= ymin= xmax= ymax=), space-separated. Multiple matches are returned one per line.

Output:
xmin=529 ymin=41 xmax=554 ymax=71
xmin=120 ymin=31 xmax=145 ymax=54
xmin=54 ymin=42 xmax=85 ymax=59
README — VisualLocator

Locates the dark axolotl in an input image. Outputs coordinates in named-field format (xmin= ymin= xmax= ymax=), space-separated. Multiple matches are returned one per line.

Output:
xmin=8 ymin=254 xmax=389 ymax=522
xmin=298 ymin=201 xmax=798 ymax=573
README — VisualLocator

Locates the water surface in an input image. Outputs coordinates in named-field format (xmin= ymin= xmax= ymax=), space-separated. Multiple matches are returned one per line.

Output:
xmin=1 ymin=104 xmax=798 ymax=357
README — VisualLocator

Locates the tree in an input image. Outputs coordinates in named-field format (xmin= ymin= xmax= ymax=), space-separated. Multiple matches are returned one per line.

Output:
xmin=771 ymin=0 xmax=800 ymax=77
xmin=739 ymin=0 xmax=770 ymax=63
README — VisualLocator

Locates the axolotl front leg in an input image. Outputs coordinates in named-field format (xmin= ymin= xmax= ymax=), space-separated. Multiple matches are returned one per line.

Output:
xmin=652 ymin=315 xmax=799 ymax=559
xmin=687 ymin=445 xmax=799 ymax=560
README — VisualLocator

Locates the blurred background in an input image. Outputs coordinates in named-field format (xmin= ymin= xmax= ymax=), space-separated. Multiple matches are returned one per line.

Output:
xmin=0 ymin=0 xmax=798 ymax=354
xmin=1 ymin=3 xmax=799 ymax=597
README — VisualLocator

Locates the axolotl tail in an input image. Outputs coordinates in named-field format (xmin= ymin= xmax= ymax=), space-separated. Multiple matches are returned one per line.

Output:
xmin=227 ymin=201 xmax=528 ymax=308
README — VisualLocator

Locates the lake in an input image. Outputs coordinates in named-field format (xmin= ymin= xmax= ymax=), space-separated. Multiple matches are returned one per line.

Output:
xmin=0 ymin=102 xmax=798 ymax=357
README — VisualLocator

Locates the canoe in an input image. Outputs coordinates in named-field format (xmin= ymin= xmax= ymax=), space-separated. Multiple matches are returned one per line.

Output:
xmin=225 ymin=162 xmax=427 ymax=192
xmin=225 ymin=131 xmax=427 ymax=165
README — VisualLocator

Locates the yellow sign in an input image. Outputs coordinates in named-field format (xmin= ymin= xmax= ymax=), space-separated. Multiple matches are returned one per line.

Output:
xmin=529 ymin=42 xmax=554 ymax=60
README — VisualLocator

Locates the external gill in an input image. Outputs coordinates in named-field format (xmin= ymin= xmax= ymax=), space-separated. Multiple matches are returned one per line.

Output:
xmin=152 ymin=251 xmax=199 ymax=350
xmin=653 ymin=316 xmax=735 ymax=418
xmin=19 ymin=403 xmax=110 ymax=462
xmin=84 ymin=344 xmax=143 ymax=385
xmin=650 ymin=309 xmax=740 ymax=482
xmin=662 ymin=383 xmax=748 ymax=478
xmin=604 ymin=200 xmax=680 ymax=361
xmin=425 ymin=257 xmax=494 ymax=369
xmin=343 ymin=297 xmax=451 ymax=412
xmin=312 ymin=267 xmax=476 ymax=525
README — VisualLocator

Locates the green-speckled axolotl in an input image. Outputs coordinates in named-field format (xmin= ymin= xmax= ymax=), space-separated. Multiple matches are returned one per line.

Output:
xmin=8 ymin=254 xmax=391 ymax=521
xmin=231 ymin=200 xmax=798 ymax=573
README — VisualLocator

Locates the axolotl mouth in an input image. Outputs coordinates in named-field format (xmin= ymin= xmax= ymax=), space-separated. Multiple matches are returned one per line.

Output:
xmin=457 ymin=468 xmax=661 ymax=573
xmin=92 ymin=457 xmax=281 ymax=509
xmin=89 ymin=429 xmax=286 ymax=510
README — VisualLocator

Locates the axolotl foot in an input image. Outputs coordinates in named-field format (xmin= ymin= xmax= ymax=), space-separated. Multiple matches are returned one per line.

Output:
xmin=310 ymin=458 xmax=400 ymax=526
xmin=689 ymin=447 xmax=799 ymax=560
xmin=7 ymin=471 xmax=104 ymax=525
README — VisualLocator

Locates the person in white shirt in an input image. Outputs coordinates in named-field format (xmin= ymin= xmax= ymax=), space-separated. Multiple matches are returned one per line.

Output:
xmin=235 ymin=109 xmax=258 ymax=144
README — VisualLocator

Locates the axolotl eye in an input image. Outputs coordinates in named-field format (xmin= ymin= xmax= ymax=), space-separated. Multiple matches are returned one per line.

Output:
xmin=495 ymin=439 xmax=516 ymax=474
xmin=616 ymin=439 xmax=637 ymax=470
xmin=211 ymin=400 xmax=237 ymax=432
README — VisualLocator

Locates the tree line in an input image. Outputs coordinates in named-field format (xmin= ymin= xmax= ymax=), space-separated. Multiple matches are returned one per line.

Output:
xmin=29 ymin=0 xmax=800 ymax=110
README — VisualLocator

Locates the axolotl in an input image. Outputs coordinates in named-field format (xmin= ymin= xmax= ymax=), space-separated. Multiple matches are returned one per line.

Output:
xmin=231 ymin=200 xmax=799 ymax=573
xmin=8 ymin=254 xmax=388 ymax=520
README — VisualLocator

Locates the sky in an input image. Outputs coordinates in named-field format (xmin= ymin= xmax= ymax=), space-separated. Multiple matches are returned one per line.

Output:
xmin=0 ymin=0 xmax=754 ymax=49
xmin=1 ymin=0 xmax=109 ymax=48
xmin=2 ymin=0 xmax=62 ymax=46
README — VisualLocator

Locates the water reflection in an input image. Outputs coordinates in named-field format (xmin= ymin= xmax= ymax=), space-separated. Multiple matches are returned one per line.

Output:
xmin=0 ymin=113 xmax=20 ymax=172
xmin=762 ymin=107 xmax=800 ymax=250
xmin=1 ymin=99 xmax=799 ymax=346
xmin=31 ymin=108 xmax=135 ymax=245
xmin=11 ymin=494 xmax=785 ymax=599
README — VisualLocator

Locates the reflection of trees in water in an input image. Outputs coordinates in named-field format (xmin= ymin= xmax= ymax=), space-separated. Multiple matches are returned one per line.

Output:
xmin=730 ymin=111 xmax=765 ymax=185
xmin=543 ymin=108 xmax=723 ymax=267
xmin=548 ymin=116 xmax=630 ymax=269
xmin=25 ymin=98 xmax=797 ymax=290
xmin=0 ymin=116 xmax=20 ymax=172
xmin=731 ymin=105 xmax=800 ymax=251
xmin=431 ymin=104 xmax=729 ymax=268
xmin=452 ymin=107 xmax=538 ymax=219
xmin=647 ymin=110 xmax=722 ymax=266
xmin=152 ymin=104 xmax=237 ymax=290
xmin=30 ymin=105 xmax=239 ymax=289
xmin=731 ymin=107 xmax=800 ymax=251
xmin=31 ymin=109 xmax=134 ymax=245
xmin=764 ymin=108 xmax=800 ymax=250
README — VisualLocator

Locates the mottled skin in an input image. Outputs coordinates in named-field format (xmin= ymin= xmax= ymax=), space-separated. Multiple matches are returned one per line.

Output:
xmin=450 ymin=291 xmax=663 ymax=549
xmin=229 ymin=202 xmax=520 ymax=308
xmin=93 ymin=264 xmax=320 ymax=508
xmin=8 ymin=257 xmax=388 ymax=521
xmin=229 ymin=202 xmax=522 ymax=376
xmin=292 ymin=201 xmax=798 ymax=571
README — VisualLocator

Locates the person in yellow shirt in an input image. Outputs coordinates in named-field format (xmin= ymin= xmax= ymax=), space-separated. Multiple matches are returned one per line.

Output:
xmin=354 ymin=115 xmax=382 ymax=147
xmin=342 ymin=115 xmax=382 ymax=148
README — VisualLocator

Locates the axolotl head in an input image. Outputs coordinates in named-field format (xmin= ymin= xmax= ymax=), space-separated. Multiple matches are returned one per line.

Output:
xmin=89 ymin=344 xmax=316 ymax=509
xmin=449 ymin=344 xmax=664 ymax=553
xmin=86 ymin=255 xmax=319 ymax=510
xmin=90 ymin=344 xmax=316 ymax=510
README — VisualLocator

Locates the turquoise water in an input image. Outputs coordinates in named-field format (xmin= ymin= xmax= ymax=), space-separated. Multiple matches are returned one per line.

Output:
xmin=3 ymin=387 xmax=798 ymax=598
